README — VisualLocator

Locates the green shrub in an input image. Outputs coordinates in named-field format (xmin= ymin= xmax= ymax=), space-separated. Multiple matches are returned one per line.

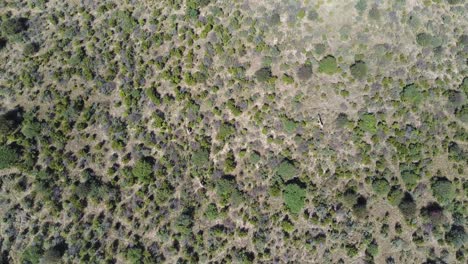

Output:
xmin=0 ymin=145 xmax=19 ymax=169
xmin=448 ymin=142 xmax=465 ymax=162
xmin=21 ymin=117 xmax=41 ymax=139
xmin=255 ymin=67 xmax=273 ymax=82
xmin=387 ymin=186 xmax=404 ymax=205
xmin=358 ymin=113 xmax=377 ymax=134
xmin=431 ymin=178 xmax=455 ymax=204
xmin=445 ymin=225 xmax=466 ymax=248
xmin=21 ymin=245 xmax=43 ymax=264
xmin=224 ymin=150 xmax=236 ymax=173
xmin=132 ymin=159 xmax=153 ymax=184
xmin=249 ymin=151 xmax=261 ymax=164
xmin=318 ymin=55 xmax=338 ymax=74
xmin=1 ymin=17 xmax=28 ymax=35
xmin=146 ymin=87 xmax=161 ymax=105
xmin=416 ymin=32 xmax=440 ymax=47
xmin=342 ymin=188 xmax=358 ymax=207
xmin=270 ymin=13 xmax=281 ymax=25
xmin=460 ymin=77 xmax=468 ymax=95
xmin=227 ymin=99 xmax=242 ymax=116
xmin=283 ymin=183 xmax=306 ymax=214
xmin=401 ymin=170 xmax=420 ymax=190
xmin=372 ymin=178 xmax=390 ymax=195
xmin=352 ymin=196 xmax=367 ymax=218
xmin=205 ymin=203 xmax=219 ymax=220
xmin=174 ymin=207 xmax=195 ymax=235
xmin=282 ymin=74 xmax=294 ymax=84
xmin=23 ymin=42 xmax=39 ymax=56
xmin=217 ymin=122 xmax=235 ymax=141
xmin=297 ymin=64 xmax=312 ymax=80
xmin=125 ymin=248 xmax=143 ymax=264
xmin=282 ymin=117 xmax=299 ymax=134
xmin=350 ymin=61 xmax=367 ymax=80
xmin=216 ymin=176 xmax=239 ymax=204
xmin=192 ymin=148 xmax=210 ymax=167
xmin=366 ymin=240 xmax=379 ymax=257
xmin=276 ymin=159 xmax=298 ymax=181
xmin=401 ymin=84 xmax=423 ymax=104
xmin=335 ymin=113 xmax=350 ymax=128
xmin=368 ymin=6 xmax=380 ymax=20
xmin=0 ymin=114 xmax=17 ymax=136
xmin=307 ymin=10 xmax=319 ymax=21
xmin=355 ymin=0 xmax=367 ymax=14
xmin=398 ymin=192 xmax=416 ymax=219
xmin=455 ymin=105 xmax=468 ymax=123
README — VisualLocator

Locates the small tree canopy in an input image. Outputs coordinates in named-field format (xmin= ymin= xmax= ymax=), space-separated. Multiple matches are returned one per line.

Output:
xmin=276 ymin=159 xmax=298 ymax=181
xmin=318 ymin=55 xmax=338 ymax=74
xmin=283 ymin=183 xmax=306 ymax=214
xmin=350 ymin=61 xmax=367 ymax=80
xmin=0 ymin=145 xmax=19 ymax=169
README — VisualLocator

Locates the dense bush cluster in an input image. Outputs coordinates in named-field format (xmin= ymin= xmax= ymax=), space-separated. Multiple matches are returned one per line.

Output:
xmin=0 ymin=0 xmax=466 ymax=263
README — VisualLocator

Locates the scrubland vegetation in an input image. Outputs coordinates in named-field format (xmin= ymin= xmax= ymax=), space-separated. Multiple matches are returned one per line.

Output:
xmin=0 ymin=0 xmax=466 ymax=263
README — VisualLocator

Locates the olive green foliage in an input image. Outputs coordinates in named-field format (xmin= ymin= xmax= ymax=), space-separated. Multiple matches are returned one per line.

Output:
xmin=387 ymin=186 xmax=404 ymax=205
xmin=318 ymin=55 xmax=338 ymax=74
xmin=224 ymin=150 xmax=236 ymax=173
xmin=366 ymin=240 xmax=379 ymax=257
xmin=307 ymin=10 xmax=319 ymax=21
xmin=205 ymin=203 xmax=219 ymax=220
xmin=297 ymin=63 xmax=312 ymax=80
xmin=282 ymin=74 xmax=294 ymax=84
xmin=431 ymin=178 xmax=455 ymax=204
xmin=401 ymin=170 xmax=420 ymax=190
xmin=372 ymin=178 xmax=390 ymax=195
xmin=132 ymin=159 xmax=153 ymax=184
xmin=1 ymin=17 xmax=28 ymax=35
xmin=270 ymin=13 xmax=281 ymax=25
xmin=283 ymin=183 xmax=306 ymax=214
xmin=192 ymin=148 xmax=210 ymax=167
xmin=0 ymin=1 xmax=465 ymax=263
xmin=352 ymin=197 xmax=367 ymax=218
xmin=217 ymin=122 xmax=235 ymax=141
xmin=342 ymin=188 xmax=358 ymax=207
xmin=358 ymin=113 xmax=377 ymax=133
xmin=448 ymin=142 xmax=465 ymax=162
xmin=0 ymin=145 xmax=19 ymax=169
xmin=445 ymin=225 xmax=466 ymax=248
xmin=249 ymin=152 xmax=261 ymax=164
xmin=41 ymin=248 xmax=63 ymax=264
xmin=0 ymin=114 xmax=17 ymax=136
xmin=111 ymin=11 xmax=137 ymax=34
xmin=23 ymin=42 xmax=39 ymax=56
xmin=355 ymin=0 xmax=367 ymax=14
xmin=216 ymin=176 xmax=240 ymax=205
xmin=282 ymin=117 xmax=299 ymax=134
xmin=416 ymin=32 xmax=440 ymax=47
xmin=368 ymin=6 xmax=380 ymax=21
xmin=255 ymin=67 xmax=273 ymax=82
xmin=21 ymin=245 xmax=42 ymax=264
xmin=146 ymin=87 xmax=161 ymax=105
xmin=455 ymin=105 xmax=468 ymax=123
xmin=276 ymin=159 xmax=298 ymax=181
xmin=174 ymin=207 xmax=195 ymax=235
xmin=21 ymin=116 xmax=41 ymax=139
xmin=350 ymin=61 xmax=367 ymax=79
xmin=335 ymin=113 xmax=350 ymax=128
xmin=125 ymin=248 xmax=143 ymax=264
xmin=398 ymin=193 xmax=417 ymax=219
xmin=401 ymin=84 xmax=423 ymax=104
